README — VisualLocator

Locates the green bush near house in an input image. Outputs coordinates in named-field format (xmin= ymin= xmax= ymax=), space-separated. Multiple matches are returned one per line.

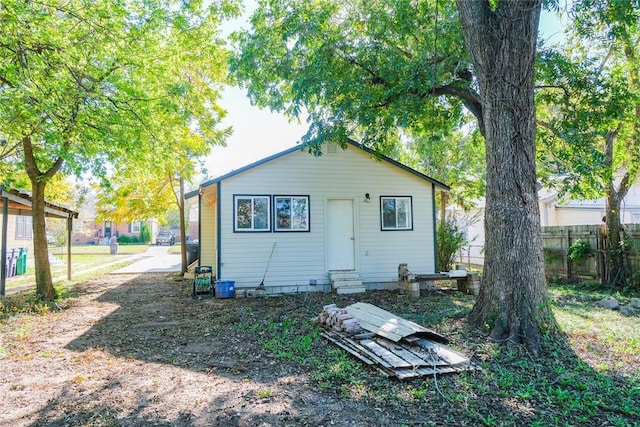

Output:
xmin=139 ymin=222 xmax=151 ymax=244
xmin=117 ymin=235 xmax=140 ymax=244
xmin=437 ymin=216 xmax=468 ymax=272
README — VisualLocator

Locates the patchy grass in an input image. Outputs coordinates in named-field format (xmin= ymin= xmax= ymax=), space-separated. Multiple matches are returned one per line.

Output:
xmin=1 ymin=277 xmax=638 ymax=426
xmin=5 ymin=244 xmax=149 ymax=290
xmin=48 ymin=244 xmax=149 ymax=255
xmin=247 ymin=284 xmax=640 ymax=426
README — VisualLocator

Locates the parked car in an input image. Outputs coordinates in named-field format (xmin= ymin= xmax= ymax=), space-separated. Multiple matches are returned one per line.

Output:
xmin=156 ymin=231 xmax=175 ymax=245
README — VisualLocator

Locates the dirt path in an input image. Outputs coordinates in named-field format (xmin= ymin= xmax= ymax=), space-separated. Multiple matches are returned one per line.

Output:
xmin=1 ymin=273 xmax=421 ymax=426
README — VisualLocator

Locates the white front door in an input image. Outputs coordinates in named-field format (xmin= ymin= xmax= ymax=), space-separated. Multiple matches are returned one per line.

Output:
xmin=326 ymin=199 xmax=355 ymax=270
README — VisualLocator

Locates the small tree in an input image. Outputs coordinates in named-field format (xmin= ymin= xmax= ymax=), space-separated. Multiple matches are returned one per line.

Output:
xmin=139 ymin=223 xmax=151 ymax=245
xmin=437 ymin=216 xmax=468 ymax=272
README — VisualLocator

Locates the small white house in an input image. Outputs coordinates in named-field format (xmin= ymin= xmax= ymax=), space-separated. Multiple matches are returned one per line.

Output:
xmin=188 ymin=140 xmax=449 ymax=294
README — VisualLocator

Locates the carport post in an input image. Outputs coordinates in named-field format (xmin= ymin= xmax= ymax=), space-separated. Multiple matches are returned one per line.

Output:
xmin=67 ymin=215 xmax=72 ymax=281
xmin=1 ymin=185 xmax=8 ymax=297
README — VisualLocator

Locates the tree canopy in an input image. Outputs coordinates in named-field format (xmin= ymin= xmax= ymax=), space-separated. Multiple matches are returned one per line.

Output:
xmin=231 ymin=0 xmax=475 ymax=152
xmin=0 ymin=0 xmax=238 ymax=298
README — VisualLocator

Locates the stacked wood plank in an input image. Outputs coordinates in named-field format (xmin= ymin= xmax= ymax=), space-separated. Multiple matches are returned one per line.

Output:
xmin=317 ymin=304 xmax=363 ymax=333
xmin=319 ymin=302 xmax=477 ymax=379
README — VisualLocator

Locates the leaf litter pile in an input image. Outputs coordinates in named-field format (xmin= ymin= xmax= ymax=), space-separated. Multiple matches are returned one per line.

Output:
xmin=1 ymin=273 xmax=638 ymax=426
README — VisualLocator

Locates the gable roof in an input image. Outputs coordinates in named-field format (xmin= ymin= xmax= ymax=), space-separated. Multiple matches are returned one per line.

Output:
xmin=193 ymin=140 xmax=450 ymax=196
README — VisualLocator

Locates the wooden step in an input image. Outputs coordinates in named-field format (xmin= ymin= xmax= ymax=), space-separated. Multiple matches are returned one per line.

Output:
xmin=329 ymin=270 xmax=365 ymax=294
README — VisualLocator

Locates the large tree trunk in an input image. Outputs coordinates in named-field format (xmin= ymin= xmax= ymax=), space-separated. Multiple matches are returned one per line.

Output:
xmin=602 ymin=129 xmax=630 ymax=287
xmin=456 ymin=0 xmax=557 ymax=355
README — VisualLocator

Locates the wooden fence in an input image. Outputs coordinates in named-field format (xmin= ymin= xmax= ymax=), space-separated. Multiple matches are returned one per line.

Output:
xmin=542 ymin=224 xmax=640 ymax=284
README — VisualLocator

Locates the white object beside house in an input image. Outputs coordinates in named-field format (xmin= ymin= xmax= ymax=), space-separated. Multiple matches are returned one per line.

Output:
xmin=187 ymin=140 xmax=449 ymax=294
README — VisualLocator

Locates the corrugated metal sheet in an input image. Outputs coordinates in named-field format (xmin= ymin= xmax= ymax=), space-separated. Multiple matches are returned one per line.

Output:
xmin=345 ymin=302 xmax=448 ymax=343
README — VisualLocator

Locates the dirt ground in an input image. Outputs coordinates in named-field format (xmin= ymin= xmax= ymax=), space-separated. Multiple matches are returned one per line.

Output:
xmin=2 ymin=273 xmax=638 ymax=426
xmin=1 ymin=273 xmax=469 ymax=427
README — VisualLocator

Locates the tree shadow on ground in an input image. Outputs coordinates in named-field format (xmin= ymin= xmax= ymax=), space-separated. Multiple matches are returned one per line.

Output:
xmin=14 ymin=274 xmax=639 ymax=426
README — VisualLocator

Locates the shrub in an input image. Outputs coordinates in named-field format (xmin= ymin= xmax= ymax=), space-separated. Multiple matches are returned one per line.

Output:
xmin=567 ymin=239 xmax=592 ymax=262
xmin=139 ymin=222 xmax=151 ymax=244
xmin=437 ymin=216 xmax=468 ymax=272
xmin=117 ymin=235 xmax=140 ymax=244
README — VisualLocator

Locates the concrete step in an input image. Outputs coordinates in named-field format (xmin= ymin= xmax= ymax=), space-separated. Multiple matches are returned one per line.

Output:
xmin=329 ymin=270 xmax=361 ymax=281
xmin=336 ymin=285 xmax=367 ymax=294
xmin=332 ymin=279 xmax=363 ymax=289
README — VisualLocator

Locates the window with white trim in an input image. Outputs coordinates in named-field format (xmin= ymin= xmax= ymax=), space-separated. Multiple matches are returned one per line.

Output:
xmin=274 ymin=196 xmax=309 ymax=231
xmin=16 ymin=215 xmax=33 ymax=239
xmin=234 ymin=195 xmax=271 ymax=232
xmin=381 ymin=196 xmax=413 ymax=230
xmin=131 ymin=221 xmax=141 ymax=233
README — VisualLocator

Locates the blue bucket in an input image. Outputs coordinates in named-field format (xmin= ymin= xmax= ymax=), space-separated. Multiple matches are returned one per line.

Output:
xmin=215 ymin=280 xmax=235 ymax=299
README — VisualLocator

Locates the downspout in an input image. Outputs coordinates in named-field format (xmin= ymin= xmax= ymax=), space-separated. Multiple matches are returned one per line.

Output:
xmin=216 ymin=182 xmax=222 ymax=280
xmin=432 ymin=184 xmax=439 ymax=273
xmin=197 ymin=190 xmax=202 ymax=268
xmin=1 ymin=185 xmax=8 ymax=297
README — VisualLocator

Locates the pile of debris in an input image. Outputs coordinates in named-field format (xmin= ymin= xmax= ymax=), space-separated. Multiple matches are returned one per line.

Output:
xmin=318 ymin=304 xmax=362 ymax=333
xmin=318 ymin=302 xmax=477 ymax=380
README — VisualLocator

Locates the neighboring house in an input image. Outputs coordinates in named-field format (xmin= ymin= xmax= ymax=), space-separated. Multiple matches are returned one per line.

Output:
xmin=448 ymin=202 xmax=485 ymax=267
xmin=3 ymin=213 xmax=36 ymax=258
xmin=68 ymin=191 xmax=159 ymax=244
xmin=1 ymin=187 xmax=78 ymax=258
xmin=538 ymin=184 xmax=640 ymax=226
xmin=453 ymin=176 xmax=640 ymax=266
xmin=73 ymin=219 xmax=159 ymax=245
xmin=187 ymin=140 xmax=449 ymax=294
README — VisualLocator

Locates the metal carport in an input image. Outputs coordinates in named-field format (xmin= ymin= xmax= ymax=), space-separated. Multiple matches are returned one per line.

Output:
xmin=0 ymin=185 xmax=79 ymax=297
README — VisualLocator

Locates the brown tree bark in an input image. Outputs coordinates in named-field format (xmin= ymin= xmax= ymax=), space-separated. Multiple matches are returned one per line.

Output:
xmin=602 ymin=129 xmax=629 ymax=287
xmin=23 ymin=136 xmax=61 ymax=300
xmin=605 ymin=187 xmax=626 ymax=286
xmin=171 ymin=174 xmax=188 ymax=275
xmin=456 ymin=0 xmax=557 ymax=355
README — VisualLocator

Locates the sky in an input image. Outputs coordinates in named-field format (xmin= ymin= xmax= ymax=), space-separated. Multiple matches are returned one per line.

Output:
xmin=203 ymin=0 xmax=308 ymax=178
xmin=204 ymin=6 xmax=567 ymax=179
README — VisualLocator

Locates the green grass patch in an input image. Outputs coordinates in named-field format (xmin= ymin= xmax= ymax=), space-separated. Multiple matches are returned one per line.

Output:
xmin=5 ymin=245 xmax=150 ymax=290
xmin=48 ymin=244 xmax=149 ymax=256
xmin=263 ymin=317 xmax=320 ymax=363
